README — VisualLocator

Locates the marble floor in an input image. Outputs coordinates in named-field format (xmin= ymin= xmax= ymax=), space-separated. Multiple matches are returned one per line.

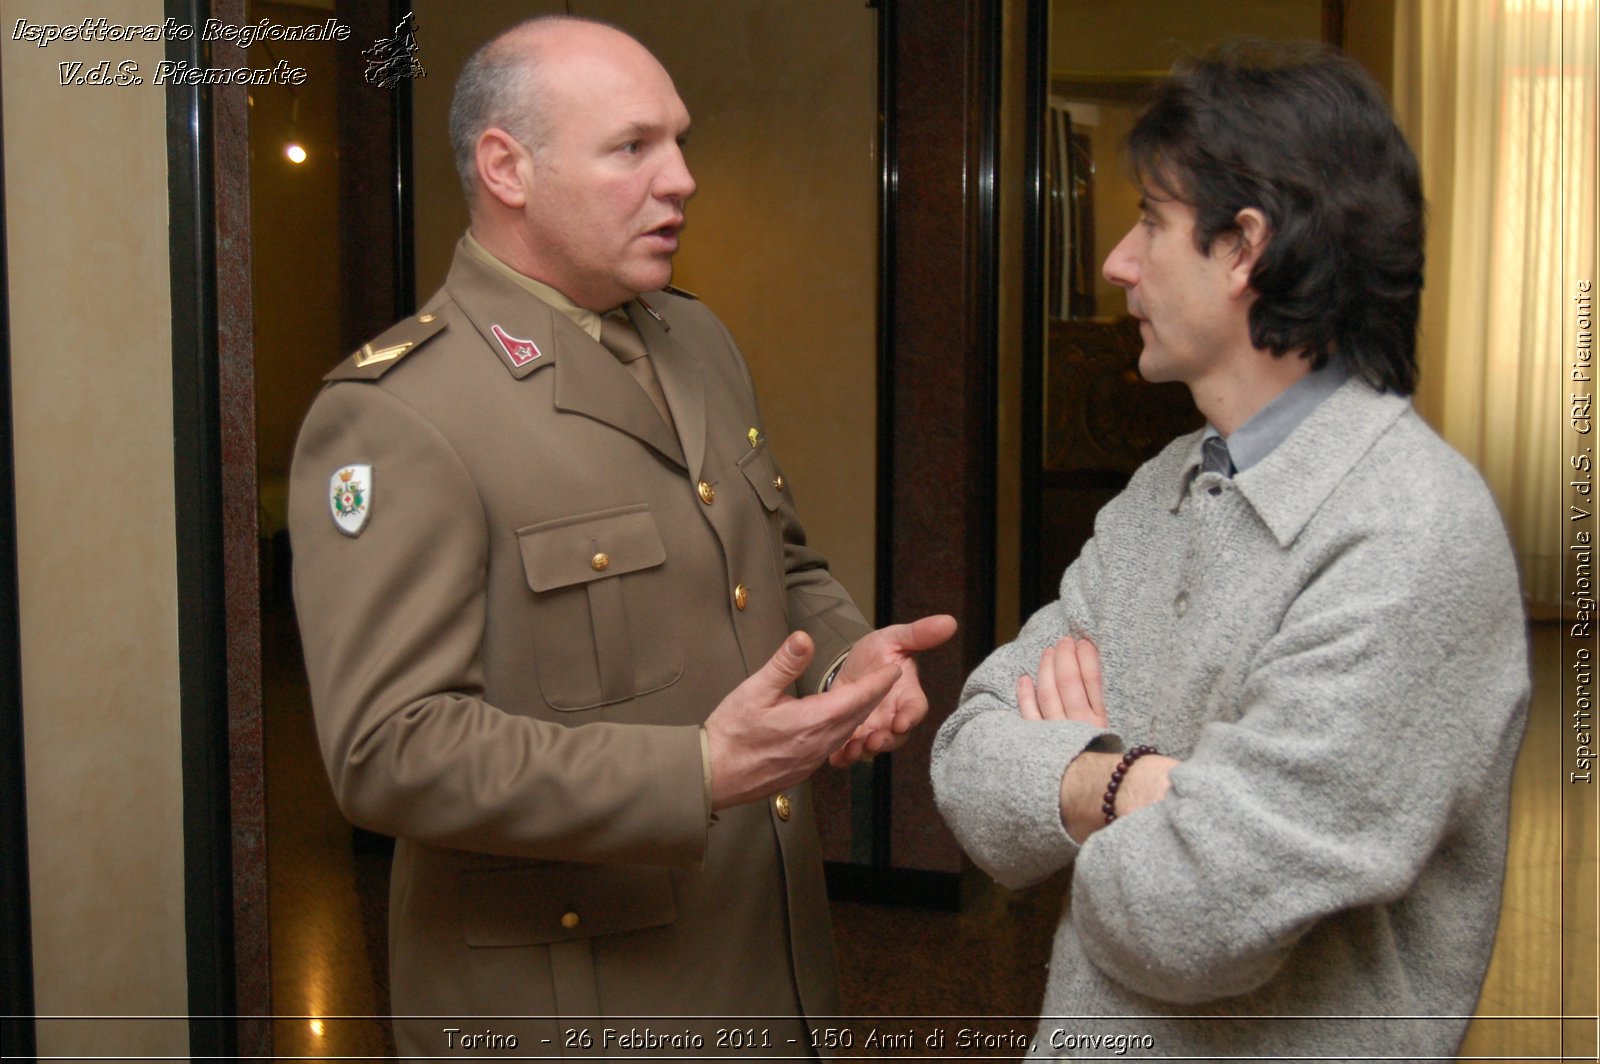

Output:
xmin=264 ymin=616 xmax=1597 ymax=1060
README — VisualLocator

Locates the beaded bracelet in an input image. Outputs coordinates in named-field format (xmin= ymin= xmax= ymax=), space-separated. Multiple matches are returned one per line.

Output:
xmin=1102 ymin=745 xmax=1160 ymax=825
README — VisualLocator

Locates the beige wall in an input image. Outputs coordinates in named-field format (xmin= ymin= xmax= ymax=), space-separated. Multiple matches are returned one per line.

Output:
xmin=2 ymin=0 xmax=189 ymax=1056
xmin=1051 ymin=0 xmax=1323 ymax=75
xmin=412 ymin=0 xmax=880 ymax=618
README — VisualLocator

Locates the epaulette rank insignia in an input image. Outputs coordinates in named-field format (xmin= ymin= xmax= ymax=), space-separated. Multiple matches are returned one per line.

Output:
xmin=326 ymin=311 xmax=448 ymax=381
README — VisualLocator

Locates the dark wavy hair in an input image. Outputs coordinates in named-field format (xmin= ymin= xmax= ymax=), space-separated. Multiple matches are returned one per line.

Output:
xmin=1127 ymin=40 xmax=1424 ymax=394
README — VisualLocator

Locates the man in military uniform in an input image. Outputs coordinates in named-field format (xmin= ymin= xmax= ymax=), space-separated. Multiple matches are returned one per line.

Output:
xmin=288 ymin=14 xmax=955 ymax=1057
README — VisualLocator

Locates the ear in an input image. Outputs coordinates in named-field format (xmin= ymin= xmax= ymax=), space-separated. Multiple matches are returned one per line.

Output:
xmin=1224 ymin=207 xmax=1270 ymax=300
xmin=475 ymin=128 xmax=531 ymax=210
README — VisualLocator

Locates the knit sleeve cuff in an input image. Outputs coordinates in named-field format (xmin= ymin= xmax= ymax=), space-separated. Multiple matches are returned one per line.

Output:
xmin=933 ymin=707 xmax=1118 ymax=889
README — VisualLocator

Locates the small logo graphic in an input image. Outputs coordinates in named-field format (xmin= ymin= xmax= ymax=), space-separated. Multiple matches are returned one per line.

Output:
xmin=329 ymin=465 xmax=372 ymax=537
xmin=491 ymin=324 xmax=542 ymax=367
xmin=363 ymin=11 xmax=426 ymax=88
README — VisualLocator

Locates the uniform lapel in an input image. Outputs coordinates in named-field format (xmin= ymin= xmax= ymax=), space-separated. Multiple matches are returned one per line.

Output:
xmin=552 ymin=315 xmax=686 ymax=468
xmin=444 ymin=244 xmax=686 ymax=468
xmin=629 ymin=300 xmax=706 ymax=483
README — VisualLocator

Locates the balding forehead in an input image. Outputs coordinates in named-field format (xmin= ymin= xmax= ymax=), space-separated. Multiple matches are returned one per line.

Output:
xmin=529 ymin=24 xmax=679 ymax=108
xmin=494 ymin=16 xmax=651 ymax=66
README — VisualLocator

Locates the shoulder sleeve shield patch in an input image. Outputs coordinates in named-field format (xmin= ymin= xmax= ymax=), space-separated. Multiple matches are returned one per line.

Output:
xmin=329 ymin=464 xmax=372 ymax=536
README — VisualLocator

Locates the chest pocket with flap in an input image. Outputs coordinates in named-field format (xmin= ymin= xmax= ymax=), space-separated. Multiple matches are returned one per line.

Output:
xmin=737 ymin=441 xmax=782 ymax=512
xmin=516 ymin=504 xmax=683 ymax=711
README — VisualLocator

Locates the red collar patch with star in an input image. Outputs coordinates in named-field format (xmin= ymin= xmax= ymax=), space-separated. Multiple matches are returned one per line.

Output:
xmin=491 ymin=324 xmax=542 ymax=367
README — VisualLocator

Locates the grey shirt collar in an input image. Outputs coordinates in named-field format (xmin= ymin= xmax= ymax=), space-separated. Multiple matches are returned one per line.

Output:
xmin=1202 ymin=359 xmax=1354 ymax=474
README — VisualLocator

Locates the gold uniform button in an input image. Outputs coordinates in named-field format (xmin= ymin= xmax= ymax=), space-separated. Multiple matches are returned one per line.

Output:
xmin=590 ymin=552 xmax=610 ymax=572
xmin=734 ymin=584 xmax=749 ymax=611
xmin=417 ymin=312 xmax=436 ymax=323
xmin=774 ymin=794 xmax=792 ymax=821
xmin=560 ymin=911 xmax=580 ymax=930
xmin=773 ymin=475 xmax=785 ymax=492
xmin=697 ymin=480 xmax=716 ymax=505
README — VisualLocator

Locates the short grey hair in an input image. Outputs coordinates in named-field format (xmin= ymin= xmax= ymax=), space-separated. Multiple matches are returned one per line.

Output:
xmin=446 ymin=19 xmax=553 ymax=203
xmin=447 ymin=15 xmax=637 ymax=205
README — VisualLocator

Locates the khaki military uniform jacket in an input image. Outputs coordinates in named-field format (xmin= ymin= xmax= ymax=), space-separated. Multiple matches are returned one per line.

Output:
xmin=289 ymin=240 xmax=870 ymax=1055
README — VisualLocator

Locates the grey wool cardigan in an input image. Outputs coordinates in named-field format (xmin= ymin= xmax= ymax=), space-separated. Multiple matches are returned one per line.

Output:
xmin=932 ymin=377 xmax=1530 ymax=1060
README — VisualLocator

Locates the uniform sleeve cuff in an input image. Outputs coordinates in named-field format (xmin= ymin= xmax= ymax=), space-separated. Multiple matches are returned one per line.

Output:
xmin=817 ymin=648 xmax=852 ymax=695
xmin=699 ymin=726 xmax=717 ymax=826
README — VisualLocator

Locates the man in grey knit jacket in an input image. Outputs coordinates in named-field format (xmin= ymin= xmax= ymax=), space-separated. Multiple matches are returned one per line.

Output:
xmin=932 ymin=43 xmax=1529 ymax=1060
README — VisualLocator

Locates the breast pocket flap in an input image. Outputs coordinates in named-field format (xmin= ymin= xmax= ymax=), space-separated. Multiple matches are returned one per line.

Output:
xmin=517 ymin=505 xmax=667 ymax=593
xmin=737 ymin=444 xmax=782 ymax=512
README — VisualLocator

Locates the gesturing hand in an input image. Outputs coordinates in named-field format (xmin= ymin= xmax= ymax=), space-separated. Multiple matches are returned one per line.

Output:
xmin=705 ymin=631 xmax=901 ymax=811
xmin=827 ymin=614 xmax=958 ymax=767
xmin=1017 ymin=635 xmax=1107 ymax=727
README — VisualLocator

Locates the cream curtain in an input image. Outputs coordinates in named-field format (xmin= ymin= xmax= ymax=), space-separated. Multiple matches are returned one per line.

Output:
xmin=1394 ymin=0 xmax=1597 ymax=612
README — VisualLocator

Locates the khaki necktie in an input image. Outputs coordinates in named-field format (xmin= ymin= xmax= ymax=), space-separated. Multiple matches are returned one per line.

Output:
xmin=600 ymin=312 xmax=676 ymax=432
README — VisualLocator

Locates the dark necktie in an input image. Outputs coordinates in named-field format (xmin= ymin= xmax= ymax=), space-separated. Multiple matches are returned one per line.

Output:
xmin=1201 ymin=435 xmax=1233 ymax=478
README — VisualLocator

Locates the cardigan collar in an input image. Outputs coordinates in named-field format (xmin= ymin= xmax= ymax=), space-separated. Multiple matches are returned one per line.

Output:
xmin=1171 ymin=375 xmax=1411 ymax=548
